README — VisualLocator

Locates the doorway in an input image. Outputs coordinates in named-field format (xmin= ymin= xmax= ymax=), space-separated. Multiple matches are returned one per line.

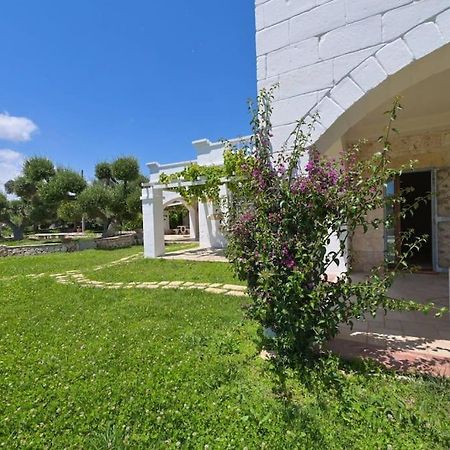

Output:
xmin=385 ymin=171 xmax=433 ymax=270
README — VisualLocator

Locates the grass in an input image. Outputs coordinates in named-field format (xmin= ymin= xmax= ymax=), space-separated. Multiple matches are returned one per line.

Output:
xmin=165 ymin=242 xmax=199 ymax=253
xmin=86 ymin=256 xmax=244 ymax=285
xmin=0 ymin=246 xmax=141 ymax=277
xmin=0 ymin=248 xmax=449 ymax=449
xmin=0 ymin=238 xmax=64 ymax=246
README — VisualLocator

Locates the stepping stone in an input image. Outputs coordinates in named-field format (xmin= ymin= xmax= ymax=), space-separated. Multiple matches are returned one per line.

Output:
xmin=138 ymin=283 xmax=158 ymax=289
xmin=222 ymin=284 xmax=246 ymax=291
xmin=205 ymin=287 xmax=228 ymax=294
xmin=225 ymin=291 xmax=247 ymax=297
xmin=208 ymin=283 xmax=223 ymax=288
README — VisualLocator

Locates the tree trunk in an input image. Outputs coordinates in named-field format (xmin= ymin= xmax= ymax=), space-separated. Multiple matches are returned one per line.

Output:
xmin=11 ymin=224 xmax=24 ymax=241
xmin=102 ymin=220 xmax=116 ymax=238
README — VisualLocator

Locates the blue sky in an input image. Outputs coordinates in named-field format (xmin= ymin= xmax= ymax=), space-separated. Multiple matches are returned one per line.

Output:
xmin=0 ymin=1 xmax=256 ymax=186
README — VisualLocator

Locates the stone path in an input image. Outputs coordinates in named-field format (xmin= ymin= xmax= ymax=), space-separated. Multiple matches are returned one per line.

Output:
xmin=0 ymin=252 xmax=247 ymax=297
xmin=49 ymin=271 xmax=247 ymax=297
xmin=92 ymin=252 xmax=143 ymax=271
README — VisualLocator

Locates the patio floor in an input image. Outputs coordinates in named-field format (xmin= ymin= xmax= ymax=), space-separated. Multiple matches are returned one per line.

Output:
xmin=161 ymin=247 xmax=227 ymax=262
xmin=331 ymin=272 xmax=450 ymax=376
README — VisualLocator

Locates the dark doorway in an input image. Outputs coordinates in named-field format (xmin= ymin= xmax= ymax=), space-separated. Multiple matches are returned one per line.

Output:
xmin=399 ymin=171 xmax=433 ymax=270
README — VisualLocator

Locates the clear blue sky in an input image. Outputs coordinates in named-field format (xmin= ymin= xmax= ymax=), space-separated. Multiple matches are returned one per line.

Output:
xmin=0 ymin=0 xmax=256 ymax=183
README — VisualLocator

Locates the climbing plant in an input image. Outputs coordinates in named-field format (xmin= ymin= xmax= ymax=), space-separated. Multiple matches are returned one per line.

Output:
xmin=158 ymin=148 xmax=253 ymax=204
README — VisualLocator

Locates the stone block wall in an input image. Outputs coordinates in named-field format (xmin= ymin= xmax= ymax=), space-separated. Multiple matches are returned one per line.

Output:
xmin=255 ymin=0 xmax=450 ymax=150
xmin=437 ymin=168 xmax=450 ymax=268
xmin=94 ymin=233 xmax=136 ymax=250
xmin=0 ymin=242 xmax=72 ymax=257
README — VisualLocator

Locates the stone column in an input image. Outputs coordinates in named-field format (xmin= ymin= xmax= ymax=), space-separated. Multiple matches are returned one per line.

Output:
xmin=198 ymin=185 xmax=228 ymax=249
xmin=141 ymin=186 xmax=165 ymax=258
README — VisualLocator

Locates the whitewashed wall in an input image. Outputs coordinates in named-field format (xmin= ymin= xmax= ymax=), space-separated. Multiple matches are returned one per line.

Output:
xmin=256 ymin=0 xmax=450 ymax=151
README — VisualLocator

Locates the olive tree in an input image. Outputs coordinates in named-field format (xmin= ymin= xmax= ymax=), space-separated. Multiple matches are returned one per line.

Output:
xmin=77 ymin=156 xmax=144 ymax=237
xmin=2 ymin=157 xmax=86 ymax=240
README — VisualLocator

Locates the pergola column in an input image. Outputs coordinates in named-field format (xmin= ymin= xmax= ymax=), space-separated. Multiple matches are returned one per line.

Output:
xmin=141 ymin=186 xmax=165 ymax=258
xmin=188 ymin=203 xmax=199 ymax=240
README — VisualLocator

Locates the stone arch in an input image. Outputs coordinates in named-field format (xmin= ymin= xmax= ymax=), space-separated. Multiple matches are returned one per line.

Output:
xmin=163 ymin=196 xmax=199 ymax=240
xmin=312 ymin=32 xmax=450 ymax=151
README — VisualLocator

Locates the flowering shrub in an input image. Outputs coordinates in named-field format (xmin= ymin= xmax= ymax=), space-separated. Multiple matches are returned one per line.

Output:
xmin=225 ymin=88 xmax=435 ymax=364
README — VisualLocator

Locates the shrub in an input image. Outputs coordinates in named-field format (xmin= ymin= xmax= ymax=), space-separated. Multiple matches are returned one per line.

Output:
xmin=224 ymin=87 xmax=435 ymax=365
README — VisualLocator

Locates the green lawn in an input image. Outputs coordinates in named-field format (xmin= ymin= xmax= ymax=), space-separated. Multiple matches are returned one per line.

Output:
xmin=0 ymin=246 xmax=141 ymax=277
xmin=0 ymin=238 xmax=64 ymax=246
xmin=86 ymin=256 xmax=244 ymax=286
xmin=165 ymin=242 xmax=199 ymax=253
xmin=0 ymin=248 xmax=449 ymax=449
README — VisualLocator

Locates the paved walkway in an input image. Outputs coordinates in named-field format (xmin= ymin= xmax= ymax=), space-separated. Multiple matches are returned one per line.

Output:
xmin=332 ymin=272 xmax=450 ymax=377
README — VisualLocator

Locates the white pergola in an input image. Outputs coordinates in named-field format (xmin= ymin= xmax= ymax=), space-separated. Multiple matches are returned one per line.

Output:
xmin=141 ymin=178 xmax=228 ymax=258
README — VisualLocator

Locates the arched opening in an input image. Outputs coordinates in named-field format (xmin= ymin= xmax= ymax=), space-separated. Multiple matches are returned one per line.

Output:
xmin=317 ymin=43 xmax=450 ymax=153
xmin=309 ymin=43 xmax=450 ymax=345
xmin=163 ymin=197 xmax=199 ymax=244
xmin=344 ymin=69 xmax=450 ymax=274
xmin=312 ymin=44 xmax=450 ymax=280
xmin=164 ymin=203 xmax=189 ymax=235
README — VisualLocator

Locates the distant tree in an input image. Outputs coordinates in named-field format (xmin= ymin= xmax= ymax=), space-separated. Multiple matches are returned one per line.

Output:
xmin=2 ymin=157 xmax=86 ymax=240
xmin=77 ymin=157 xmax=144 ymax=237
xmin=0 ymin=193 xmax=9 ymax=237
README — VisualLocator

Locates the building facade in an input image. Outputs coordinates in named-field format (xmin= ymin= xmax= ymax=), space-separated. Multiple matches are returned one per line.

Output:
xmin=256 ymin=0 xmax=450 ymax=272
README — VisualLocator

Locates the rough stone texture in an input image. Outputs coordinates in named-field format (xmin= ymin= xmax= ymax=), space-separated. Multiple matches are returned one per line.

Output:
xmin=0 ymin=242 xmax=73 ymax=257
xmin=330 ymin=77 xmax=364 ymax=110
xmin=95 ymin=233 xmax=136 ymax=250
xmin=255 ymin=0 xmax=450 ymax=149
xmin=437 ymin=168 xmax=450 ymax=216
xmin=438 ymin=222 xmax=450 ymax=268
xmin=350 ymin=128 xmax=450 ymax=270
xmin=350 ymin=57 xmax=387 ymax=92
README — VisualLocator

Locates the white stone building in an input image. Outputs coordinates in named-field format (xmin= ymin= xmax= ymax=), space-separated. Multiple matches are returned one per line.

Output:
xmin=255 ymin=0 xmax=450 ymax=273
xmin=143 ymin=0 xmax=450 ymax=273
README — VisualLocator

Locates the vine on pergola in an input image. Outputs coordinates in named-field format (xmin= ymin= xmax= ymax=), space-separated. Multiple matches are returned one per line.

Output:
xmin=158 ymin=147 xmax=254 ymax=205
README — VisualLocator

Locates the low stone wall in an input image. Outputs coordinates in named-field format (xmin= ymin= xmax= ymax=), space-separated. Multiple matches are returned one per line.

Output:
xmin=0 ymin=232 xmax=139 ymax=257
xmin=95 ymin=233 xmax=136 ymax=250
xmin=0 ymin=242 xmax=73 ymax=257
